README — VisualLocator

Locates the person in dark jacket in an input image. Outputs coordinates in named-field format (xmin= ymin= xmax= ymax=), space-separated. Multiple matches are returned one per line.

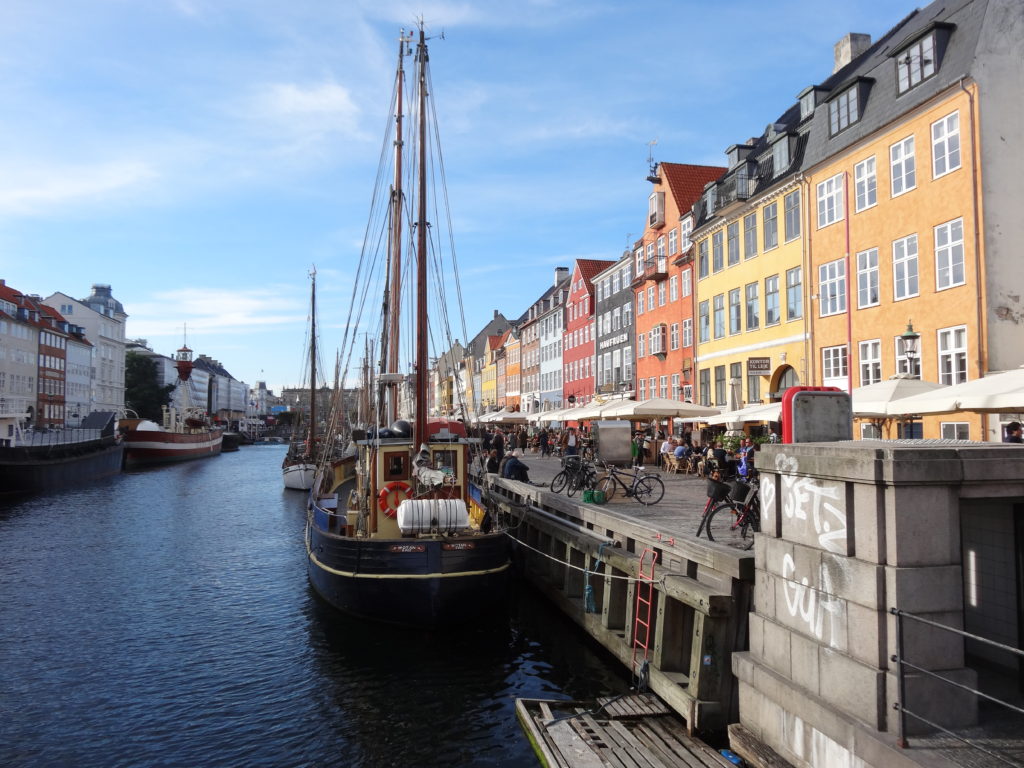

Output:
xmin=1004 ymin=421 xmax=1023 ymax=443
xmin=485 ymin=449 xmax=500 ymax=474
xmin=491 ymin=429 xmax=505 ymax=462
xmin=502 ymin=454 xmax=531 ymax=482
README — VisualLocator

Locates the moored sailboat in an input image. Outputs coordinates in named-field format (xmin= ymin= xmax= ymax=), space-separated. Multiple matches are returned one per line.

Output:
xmin=305 ymin=24 xmax=509 ymax=627
xmin=282 ymin=271 xmax=321 ymax=491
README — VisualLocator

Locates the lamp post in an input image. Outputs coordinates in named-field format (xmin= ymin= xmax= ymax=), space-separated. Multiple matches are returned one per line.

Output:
xmin=899 ymin=321 xmax=921 ymax=379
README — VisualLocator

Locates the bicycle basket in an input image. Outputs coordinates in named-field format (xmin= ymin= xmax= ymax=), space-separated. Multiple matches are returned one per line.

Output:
xmin=707 ymin=478 xmax=731 ymax=502
xmin=729 ymin=479 xmax=751 ymax=501
xmin=562 ymin=454 xmax=582 ymax=469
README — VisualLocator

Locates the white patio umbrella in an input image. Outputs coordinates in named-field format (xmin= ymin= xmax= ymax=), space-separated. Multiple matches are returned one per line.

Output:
xmin=706 ymin=402 xmax=782 ymax=425
xmin=600 ymin=397 xmax=721 ymax=420
xmin=534 ymin=407 xmax=569 ymax=424
xmin=885 ymin=366 xmax=1024 ymax=416
xmin=569 ymin=400 xmax=614 ymax=420
xmin=851 ymin=375 xmax=947 ymax=418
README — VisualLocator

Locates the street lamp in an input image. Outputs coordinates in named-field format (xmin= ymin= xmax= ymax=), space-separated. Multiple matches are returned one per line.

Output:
xmin=899 ymin=321 xmax=921 ymax=379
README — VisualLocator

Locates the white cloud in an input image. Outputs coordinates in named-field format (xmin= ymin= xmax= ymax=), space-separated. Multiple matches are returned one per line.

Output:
xmin=0 ymin=160 xmax=158 ymax=215
xmin=128 ymin=288 xmax=306 ymax=338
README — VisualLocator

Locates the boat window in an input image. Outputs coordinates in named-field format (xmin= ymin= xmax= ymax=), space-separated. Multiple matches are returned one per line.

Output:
xmin=433 ymin=450 xmax=458 ymax=476
xmin=385 ymin=453 xmax=408 ymax=480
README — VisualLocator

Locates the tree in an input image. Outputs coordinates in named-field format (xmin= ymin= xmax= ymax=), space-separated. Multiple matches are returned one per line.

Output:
xmin=125 ymin=352 xmax=175 ymax=421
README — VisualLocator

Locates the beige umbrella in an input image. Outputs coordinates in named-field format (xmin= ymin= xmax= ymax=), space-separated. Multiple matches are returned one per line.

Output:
xmin=569 ymin=400 xmax=615 ymax=420
xmin=600 ymin=397 xmax=721 ymax=420
xmin=885 ymin=366 xmax=1024 ymax=416
xmin=851 ymin=375 xmax=946 ymax=418
xmin=706 ymin=402 xmax=782 ymax=425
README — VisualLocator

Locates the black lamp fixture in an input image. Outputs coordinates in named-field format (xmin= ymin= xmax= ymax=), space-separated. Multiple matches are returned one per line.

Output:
xmin=900 ymin=320 xmax=921 ymax=378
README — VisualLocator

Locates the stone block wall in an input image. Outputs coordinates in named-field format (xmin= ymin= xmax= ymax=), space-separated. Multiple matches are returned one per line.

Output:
xmin=734 ymin=442 xmax=1024 ymax=768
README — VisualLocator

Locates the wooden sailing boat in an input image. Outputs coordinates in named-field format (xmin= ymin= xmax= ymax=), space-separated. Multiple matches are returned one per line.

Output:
xmin=305 ymin=24 xmax=509 ymax=626
xmin=282 ymin=271 xmax=320 ymax=490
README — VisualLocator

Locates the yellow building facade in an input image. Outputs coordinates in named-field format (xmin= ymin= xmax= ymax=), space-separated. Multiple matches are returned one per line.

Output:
xmin=692 ymin=143 xmax=810 ymax=410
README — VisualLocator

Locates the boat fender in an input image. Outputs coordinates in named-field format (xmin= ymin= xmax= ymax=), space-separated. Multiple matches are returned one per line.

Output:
xmin=378 ymin=481 xmax=412 ymax=518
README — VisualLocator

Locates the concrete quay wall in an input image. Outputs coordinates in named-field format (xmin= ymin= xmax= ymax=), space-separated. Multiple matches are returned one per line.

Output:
xmin=734 ymin=441 xmax=1024 ymax=768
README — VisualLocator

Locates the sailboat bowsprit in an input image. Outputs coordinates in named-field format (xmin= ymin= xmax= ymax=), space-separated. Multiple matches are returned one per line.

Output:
xmin=305 ymin=24 xmax=509 ymax=627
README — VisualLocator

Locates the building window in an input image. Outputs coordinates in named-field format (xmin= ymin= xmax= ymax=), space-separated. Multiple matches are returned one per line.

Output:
xmin=660 ymin=375 xmax=668 ymax=399
xmin=816 ymin=173 xmax=844 ymax=228
xmin=854 ymin=156 xmax=877 ymax=211
xmin=745 ymin=282 xmax=759 ymax=330
xmin=671 ymin=373 xmax=680 ymax=399
xmin=647 ymin=286 xmax=655 ymax=312
xmin=828 ymin=86 xmax=860 ymax=136
xmin=713 ymin=294 xmax=725 ymax=339
xmin=743 ymin=212 xmax=757 ymax=259
xmin=786 ymin=267 xmax=803 ymax=320
xmin=890 ymin=136 xmax=916 ymax=196
xmin=932 ymin=111 xmax=960 ymax=178
xmin=897 ymin=421 xmax=924 ymax=439
xmin=623 ymin=300 xmax=632 ymax=326
xmin=895 ymin=334 xmax=922 ymax=378
xmin=680 ymin=218 xmax=693 ymax=251
xmin=856 ymin=248 xmax=879 ymax=308
xmin=818 ymin=259 xmax=846 ymax=316
xmin=636 ymin=292 xmax=644 ymax=315
xmin=784 ymin=190 xmax=800 ymax=242
xmin=937 ymin=325 xmax=968 ymax=385
xmin=861 ymin=422 xmax=882 ymax=439
xmin=822 ymin=345 xmax=848 ymax=385
xmin=668 ymin=228 xmax=678 ymax=255
xmin=714 ymin=365 xmax=726 ymax=406
xmin=763 ymin=202 xmax=778 ymax=250
xmin=669 ymin=275 xmax=678 ymax=302
xmin=747 ymin=369 xmax=760 ymax=403
xmin=729 ymin=288 xmax=742 ymax=335
xmin=772 ymin=136 xmax=790 ymax=175
xmin=658 ymin=282 xmax=666 ymax=307
xmin=698 ymin=301 xmax=710 ymax=343
xmin=940 ymin=422 xmax=970 ymax=440
xmin=859 ymin=339 xmax=882 ymax=386
xmin=896 ymin=32 xmax=936 ymax=93
xmin=893 ymin=234 xmax=919 ymax=300
xmin=670 ymin=323 xmax=679 ymax=350
xmin=639 ymin=379 xmax=646 ymax=400
xmin=712 ymin=231 xmax=724 ymax=272
xmin=698 ymin=240 xmax=709 ymax=279
xmin=764 ymin=276 xmax=780 ymax=325
xmin=935 ymin=218 xmax=965 ymax=290
xmin=727 ymin=221 xmax=740 ymax=266
xmin=681 ymin=268 xmax=692 ymax=298
xmin=635 ymin=248 xmax=644 ymax=276
xmin=699 ymin=369 xmax=711 ymax=406
xmin=682 ymin=318 xmax=693 ymax=348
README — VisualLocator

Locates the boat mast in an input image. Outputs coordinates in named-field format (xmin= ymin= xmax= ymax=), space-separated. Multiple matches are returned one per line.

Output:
xmin=308 ymin=268 xmax=317 ymax=455
xmin=414 ymin=24 xmax=428 ymax=447
xmin=385 ymin=31 xmax=409 ymax=426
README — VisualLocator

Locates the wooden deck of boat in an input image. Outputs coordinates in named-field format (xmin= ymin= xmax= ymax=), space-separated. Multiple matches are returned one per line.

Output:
xmin=516 ymin=695 xmax=734 ymax=768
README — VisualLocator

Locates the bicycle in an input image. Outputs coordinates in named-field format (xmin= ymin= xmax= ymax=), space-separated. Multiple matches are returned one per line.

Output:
xmin=696 ymin=473 xmax=760 ymax=549
xmin=550 ymin=455 xmax=596 ymax=496
xmin=595 ymin=462 xmax=665 ymax=506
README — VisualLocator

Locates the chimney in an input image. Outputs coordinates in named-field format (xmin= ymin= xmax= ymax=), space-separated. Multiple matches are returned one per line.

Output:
xmin=554 ymin=266 xmax=569 ymax=285
xmin=834 ymin=33 xmax=871 ymax=74
xmin=493 ymin=309 xmax=499 ymax=319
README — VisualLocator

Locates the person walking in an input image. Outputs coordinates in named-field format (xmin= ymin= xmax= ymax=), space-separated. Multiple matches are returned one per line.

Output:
xmin=561 ymin=427 xmax=579 ymax=456
xmin=492 ymin=428 xmax=505 ymax=463
xmin=538 ymin=428 xmax=550 ymax=457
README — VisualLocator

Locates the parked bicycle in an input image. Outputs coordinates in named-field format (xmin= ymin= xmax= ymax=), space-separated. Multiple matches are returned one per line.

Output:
xmin=550 ymin=455 xmax=598 ymax=497
xmin=696 ymin=472 xmax=760 ymax=549
xmin=595 ymin=462 xmax=665 ymax=506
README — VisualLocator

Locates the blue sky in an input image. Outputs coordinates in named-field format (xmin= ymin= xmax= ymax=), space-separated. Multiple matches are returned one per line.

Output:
xmin=1 ymin=0 xmax=911 ymax=394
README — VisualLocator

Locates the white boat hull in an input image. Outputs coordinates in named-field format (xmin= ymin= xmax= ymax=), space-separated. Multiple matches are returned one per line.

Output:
xmin=283 ymin=462 xmax=317 ymax=490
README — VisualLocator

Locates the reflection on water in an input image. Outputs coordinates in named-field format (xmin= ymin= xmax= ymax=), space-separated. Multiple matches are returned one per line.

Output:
xmin=0 ymin=445 xmax=627 ymax=767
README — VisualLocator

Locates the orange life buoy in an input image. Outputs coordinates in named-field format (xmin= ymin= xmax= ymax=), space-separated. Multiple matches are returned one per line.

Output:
xmin=378 ymin=481 xmax=412 ymax=518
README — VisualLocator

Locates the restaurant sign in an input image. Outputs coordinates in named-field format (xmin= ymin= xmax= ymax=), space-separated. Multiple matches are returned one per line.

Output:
xmin=747 ymin=357 xmax=772 ymax=375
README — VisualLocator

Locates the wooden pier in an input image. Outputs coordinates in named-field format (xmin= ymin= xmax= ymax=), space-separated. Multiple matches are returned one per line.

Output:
xmin=516 ymin=694 xmax=735 ymax=767
xmin=486 ymin=459 xmax=755 ymax=736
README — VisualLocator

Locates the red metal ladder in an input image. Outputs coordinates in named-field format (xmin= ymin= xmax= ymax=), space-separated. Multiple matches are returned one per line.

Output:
xmin=631 ymin=548 xmax=658 ymax=690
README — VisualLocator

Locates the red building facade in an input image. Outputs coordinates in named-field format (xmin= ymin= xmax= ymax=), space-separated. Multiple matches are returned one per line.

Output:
xmin=563 ymin=259 xmax=615 ymax=408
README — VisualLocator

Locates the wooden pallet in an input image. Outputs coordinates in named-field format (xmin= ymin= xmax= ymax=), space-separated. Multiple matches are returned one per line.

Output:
xmin=516 ymin=696 xmax=734 ymax=768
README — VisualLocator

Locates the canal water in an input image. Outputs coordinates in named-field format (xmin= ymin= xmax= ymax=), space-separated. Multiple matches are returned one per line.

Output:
xmin=0 ymin=444 xmax=629 ymax=767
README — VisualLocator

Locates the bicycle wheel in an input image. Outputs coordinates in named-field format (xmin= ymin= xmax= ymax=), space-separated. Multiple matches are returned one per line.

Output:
xmin=597 ymin=474 xmax=617 ymax=502
xmin=633 ymin=475 xmax=665 ymax=506
xmin=551 ymin=471 xmax=569 ymax=494
xmin=705 ymin=501 xmax=752 ymax=545
xmin=566 ymin=471 xmax=581 ymax=497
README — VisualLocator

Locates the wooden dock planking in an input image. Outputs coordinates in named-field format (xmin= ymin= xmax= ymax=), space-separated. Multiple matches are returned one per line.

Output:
xmin=518 ymin=696 xmax=733 ymax=768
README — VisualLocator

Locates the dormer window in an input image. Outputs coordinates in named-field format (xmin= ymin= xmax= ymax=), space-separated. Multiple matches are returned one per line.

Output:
xmin=771 ymin=135 xmax=791 ymax=177
xmin=648 ymin=191 xmax=665 ymax=228
xmin=892 ymin=23 xmax=952 ymax=95
xmin=826 ymin=78 xmax=872 ymax=137
xmin=897 ymin=32 xmax=935 ymax=92
xmin=799 ymin=89 xmax=815 ymax=120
